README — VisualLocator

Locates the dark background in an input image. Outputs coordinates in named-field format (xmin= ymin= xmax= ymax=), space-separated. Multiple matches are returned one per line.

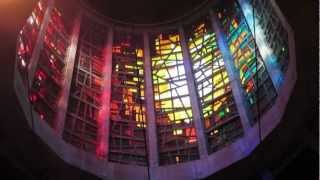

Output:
xmin=0 ymin=0 xmax=318 ymax=179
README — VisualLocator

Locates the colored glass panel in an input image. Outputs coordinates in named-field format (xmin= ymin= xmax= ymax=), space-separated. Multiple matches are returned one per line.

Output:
xmin=16 ymin=0 xmax=48 ymax=84
xmin=109 ymin=32 xmax=147 ymax=166
xmin=29 ymin=4 xmax=70 ymax=127
xmin=150 ymin=32 xmax=199 ymax=165
xmin=217 ymin=0 xmax=276 ymax=122
xmin=63 ymin=16 xmax=107 ymax=152
xmin=186 ymin=17 xmax=243 ymax=153
xmin=252 ymin=0 xmax=289 ymax=73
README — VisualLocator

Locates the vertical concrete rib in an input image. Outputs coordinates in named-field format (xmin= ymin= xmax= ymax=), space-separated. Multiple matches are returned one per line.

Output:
xmin=28 ymin=0 xmax=54 ymax=87
xmin=143 ymin=32 xmax=159 ymax=172
xmin=55 ymin=12 xmax=82 ymax=136
xmin=97 ymin=28 xmax=113 ymax=158
xmin=209 ymin=10 xmax=252 ymax=133
xmin=179 ymin=27 xmax=209 ymax=158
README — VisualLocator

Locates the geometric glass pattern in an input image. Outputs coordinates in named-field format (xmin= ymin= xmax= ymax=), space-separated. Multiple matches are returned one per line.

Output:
xmin=29 ymin=5 xmax=69 ymax=127
xmin=186 ymin=17 xmax=244 ymax=153
xmin=14 ymin=0 xmax=295 ymax=174
xmin=109 ymin=31 xmax=147 ymax=165
xmin=63 ymin=17 xmax=107 ymax=153
xmin=150 ymin=32 xmax=199 ymax=165
xmin=16 ymin=0 xmax=48 ymax=84
xmin=217 ymin=0 xmax=277 ymax=122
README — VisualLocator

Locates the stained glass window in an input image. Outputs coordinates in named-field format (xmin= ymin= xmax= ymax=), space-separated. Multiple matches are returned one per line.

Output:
xmin=186 ymin=17 xmax=243 ymax=153
xmin=150 ymin=32 xmax=199 ymax=165
xmin=217 ymin=0 xmax=277 ymax=123
xmin=109 ymin=31 xmax=147 ymax=166
xmin=29 ymin=5 xmax=70 ymax=126
xmin=252 ymin=0 xmax=289 ymax=72
xmin=16 ymin=0 xmax=48 ymax=84
xmin=63 ymin=16 xmax=107 ymax=152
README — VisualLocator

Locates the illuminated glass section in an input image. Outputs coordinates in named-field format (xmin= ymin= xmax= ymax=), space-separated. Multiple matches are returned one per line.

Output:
xmin=109 ymin=32 xmax=147 ymax=165
xmin=252 ymin=0 xmax=289 ymax=73
xmin=217 ymin=0 xmax=277 ymax=122
xmin=29 ymin=6 xmax=70 ymax=126
xmin=186 ymin=18 xmax=244 ymax=153
xmin=16 ymin=0 xmax=48 ymax=84
xmin=237 ymin=0 xmax=284 ymax=89
xmin=63 ymin=17 xmax=107 ymax=152
xmin=150 ymin=32 xmax=199 ymax=165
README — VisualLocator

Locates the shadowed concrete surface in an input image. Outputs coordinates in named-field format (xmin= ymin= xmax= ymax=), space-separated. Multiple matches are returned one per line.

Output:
xmin=0 ymin=0 xmax=317 ymax=179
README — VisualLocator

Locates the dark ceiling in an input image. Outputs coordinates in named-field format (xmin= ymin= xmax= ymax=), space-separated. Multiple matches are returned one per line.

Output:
xmin=0 ymin=0 xmax=318 ymax=179
xmin=82 ymin=0 xmax=208 ymax=23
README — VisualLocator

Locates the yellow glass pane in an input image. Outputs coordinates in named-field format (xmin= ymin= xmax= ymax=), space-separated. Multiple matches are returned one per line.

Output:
xmin=129 ymin=88 xmax=137 ymax=93
xmin=203 ymin=54 xmax=213 ymax=63
xmin=174 ymin=111 xmax=188 ymax=120
xmin=157 ymin=69 xmax=168 ymax=78
xmin=189 ymin=42 xmax=196 ymax=49
xmin=139 ymin=69 xmax=143 ymax=75
xmin=167 ymin=54 xmax=177 ymax=60
xmin=204 ymin=94 xmax=213 ymax=103
xmin=137 ymin=60 xmax=143 ymax=66
xmin=169 ymin=34 xmax=180 ymax=42
xmin=136 ymin=48 xmax=143 ymax=58
xmin=159 ymin=83 xmax=169 ymax=93
xmin=173 ymin=46 xmax=182 ymax=53
xmin=193 ymin=54 xmax=201 ymax=60
xmin=213 ymin=74 xmax=222 ymax=85
xmin=133 ymin=77 xmax=139 ymax=82
xmin=214 ymin=101 xmax=222 ymax=111
xmin=213 ymin=88 xmax=225 ymax=99
xmin=203 ymin=105 xmax=212 ymax=114
xmin=186 ymin=109 xmax=193 ymax=117
xmin=161 ymin=99 xmax=172 ymax=109
xmin=230 ymin=44 xmax=236 ymax=53
xmin=224 ymin=76 xmax=230 ymax=84
xmin=160 ymin=91 xmax=171 ymax=99
xmin=176 ymin=53 xmax=183 ymax=60
xmin=168 ymin=113 xmax=174 ymax=121
xmin=162 ymin=49 xmax=172 ymax=55
xmin=194 ymin=38 xmax=203 ymax=47
xmin=152 ymin=56 xmax=161 ymax=61
xmin=126 ymin=81 xmax=136 ymax=86
xmin=173 ymin=129 xmax=183 ymax=135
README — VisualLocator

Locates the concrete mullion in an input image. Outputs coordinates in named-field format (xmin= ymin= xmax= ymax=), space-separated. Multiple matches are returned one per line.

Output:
xmin=179 ymin=27 xmax=209 ymax=159
xmin=55 ymin=12 xmax=82 ymax=136
xmin=97 ymin=28 xmax=113 ymax=158
xmin=143 ymin=32 xmax=159 ymax=177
